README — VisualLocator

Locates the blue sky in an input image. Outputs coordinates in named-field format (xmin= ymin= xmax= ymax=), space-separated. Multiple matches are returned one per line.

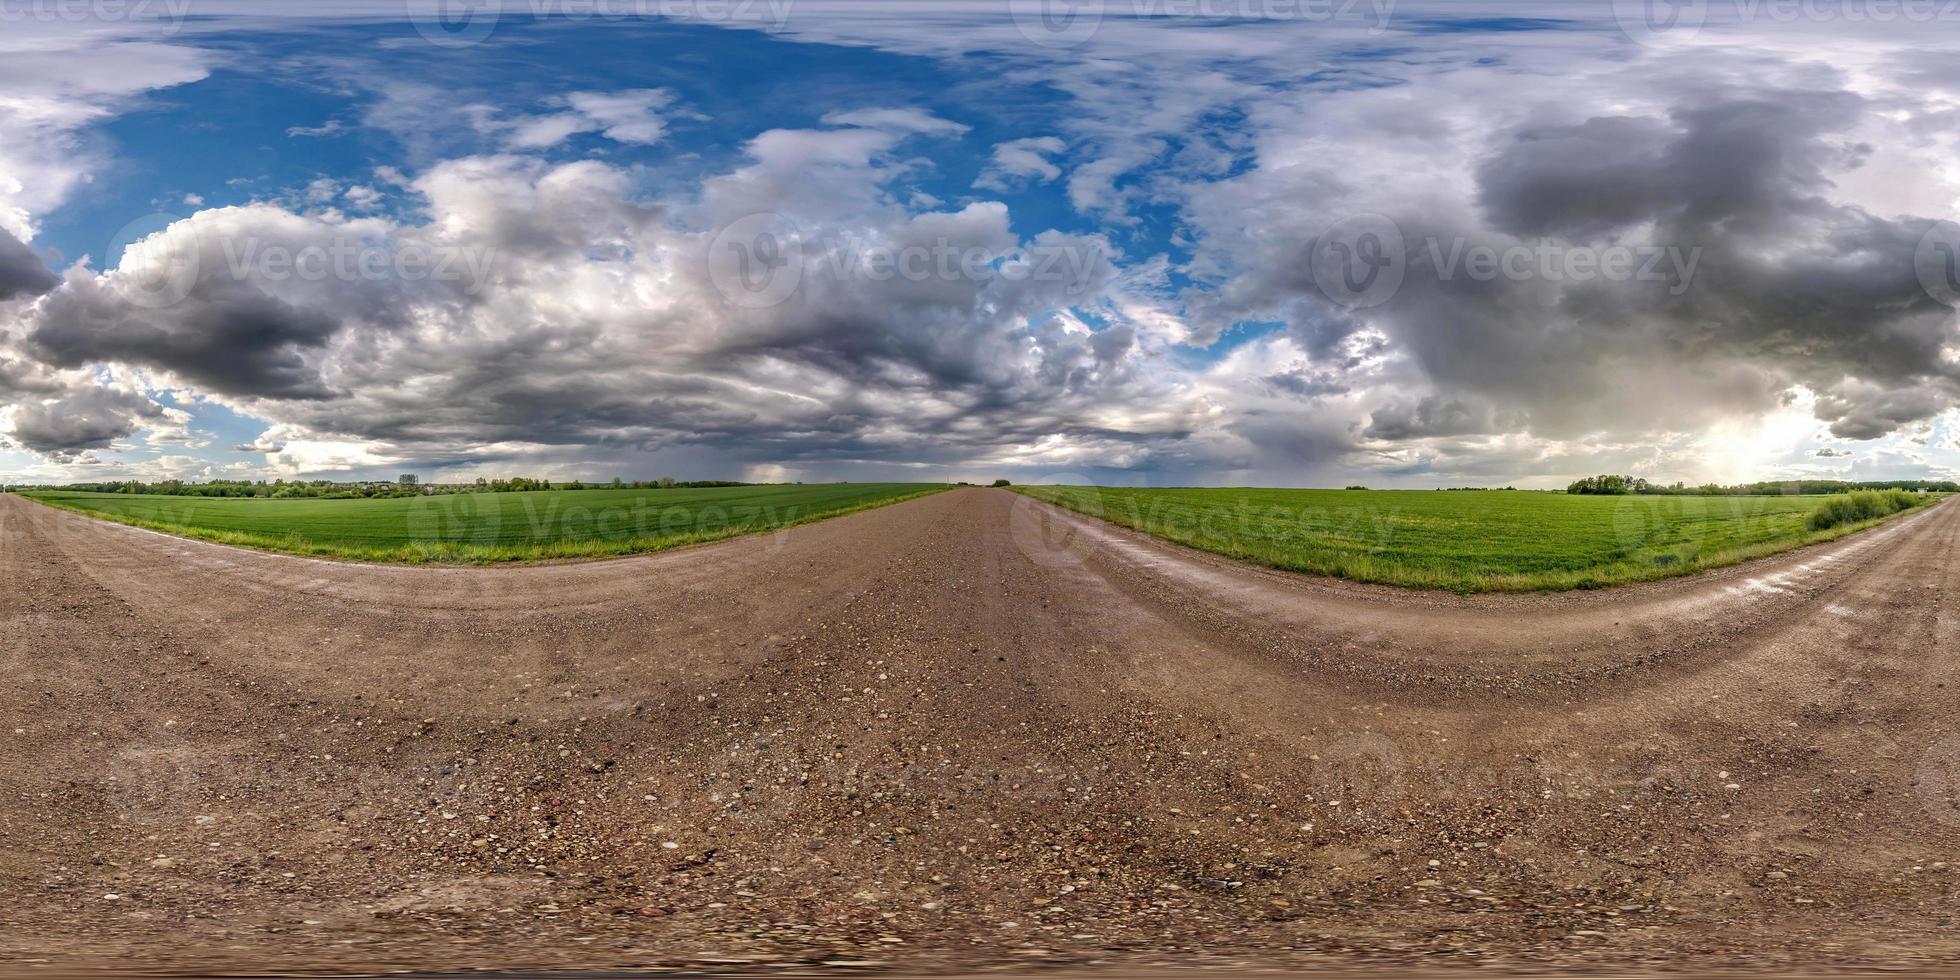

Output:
xmin=1 ymin=1 xmax=1957 ymax=488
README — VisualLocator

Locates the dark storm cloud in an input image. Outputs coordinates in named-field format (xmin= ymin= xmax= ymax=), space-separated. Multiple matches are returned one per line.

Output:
xmin=0 ymin=350 xmax=61 ymax=402
xmin=1477 ymin=92 xmax=1869 ymax=241
xmin=5 ymin=386 xmax=163 ymax=457
xmin=1814 ymin=382 xmax=1952 ymax=440
xmin=29 ymin=276 xmax=345 ymax=400
xmin=1365 ymin=395 xmax=1513 ymax=440
xmin=0 ymin=228 xmax=58 ymax=301
xmin=1314 ymin=87 xmax=1960 ymax=444
xmin=1475 ymin=115 xmax=1686 ymax=242
xmin=1262 ymin=366 xmax=1350 ymax=399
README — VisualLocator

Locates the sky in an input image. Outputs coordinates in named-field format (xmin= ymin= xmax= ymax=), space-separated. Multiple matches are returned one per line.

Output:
xmin=1 ymin=0 xmax=1958 ymax=489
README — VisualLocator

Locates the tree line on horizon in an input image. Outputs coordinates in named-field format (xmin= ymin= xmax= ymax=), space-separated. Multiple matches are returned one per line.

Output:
xmin=1566 ymin=475 xmax=1958 ymax=496
xmin=2 ymin=475 xmax=753 ymax=498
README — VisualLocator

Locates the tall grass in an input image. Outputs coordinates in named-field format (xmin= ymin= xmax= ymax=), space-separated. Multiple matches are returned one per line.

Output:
xmin=1806 ymin=489 xmax=1926 ymax=531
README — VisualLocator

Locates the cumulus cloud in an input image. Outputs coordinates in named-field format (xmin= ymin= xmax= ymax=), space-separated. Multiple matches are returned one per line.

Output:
xmin=4 ymin=109 xmax=1183 ymax=477
xmin=503 ymin=89 xmax=679 ymax=149
xmin=0 ymin=35 xmax=209 ymax=240
xmin=1366 ymin=396 xmax=1516 ymax=441
xmin=28 ymin=207 xmax=388 ymax=400
xmin=1178 ymin=48 xmax=1960 ymax=476
xmin=975 ymin=136 xmax=1068 ymax=192
xmin=2 ymin=385 xmax=168 ymax=459
xmin=0 ymin=227 xmax=57 ymax=301
xmin=1814 ymin=380 xmax=1953 ymax=440
xmin=232 ymin=424 xmax=296 ymax=455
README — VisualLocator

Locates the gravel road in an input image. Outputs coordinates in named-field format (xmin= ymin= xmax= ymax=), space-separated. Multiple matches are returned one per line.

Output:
xmin=3 ymin=488 xmax=1958 ymax=976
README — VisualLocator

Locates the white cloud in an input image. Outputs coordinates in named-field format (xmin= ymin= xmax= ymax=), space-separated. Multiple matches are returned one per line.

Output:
xmin=502 ymin=89 xmax=681 ymax=149
xmin=975 ymin=136 xmax=1067 ymax=192
xmin=0 ymin=35 xmax=208 ymax=240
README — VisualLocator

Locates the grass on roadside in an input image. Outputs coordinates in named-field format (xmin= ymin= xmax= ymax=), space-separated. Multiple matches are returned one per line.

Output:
xmin=22 ymin=483 xmax=951 ymax=564
xmin=1805 ymin=488 xmax=1926 ymax=530
xmin=1011 ymin=485 xmax=1942 ymax=592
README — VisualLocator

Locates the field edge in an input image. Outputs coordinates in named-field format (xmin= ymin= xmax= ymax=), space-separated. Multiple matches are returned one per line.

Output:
xmin=1008 ymin=486 xmax=1946 ymax=594
xmin=13 ymin=485 xmax=954 ymax=566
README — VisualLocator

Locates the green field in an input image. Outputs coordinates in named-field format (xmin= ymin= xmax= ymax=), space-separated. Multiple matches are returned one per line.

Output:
xmin=1012 ymin=486 xmax=1939 ymax=592
xmin=22 ymin=483 xmax=949 ymax=563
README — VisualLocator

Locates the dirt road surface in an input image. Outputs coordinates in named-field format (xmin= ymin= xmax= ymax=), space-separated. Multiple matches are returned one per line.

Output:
xmin=3 ymin=488 xmax=1958 ymax=976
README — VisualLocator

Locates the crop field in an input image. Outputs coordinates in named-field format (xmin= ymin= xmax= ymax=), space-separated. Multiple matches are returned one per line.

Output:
xmin=22 ymin=483 xmax=950 ymax=563
xmin=1012 ymin=485 xmax=1938 ymax=591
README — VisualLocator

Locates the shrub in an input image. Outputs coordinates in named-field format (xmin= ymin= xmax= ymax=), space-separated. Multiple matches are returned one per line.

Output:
xmin=1806 ymin=489 xmax=1924 ymax=531
xmin=992 ymin=479 xmax=1012 ymax=487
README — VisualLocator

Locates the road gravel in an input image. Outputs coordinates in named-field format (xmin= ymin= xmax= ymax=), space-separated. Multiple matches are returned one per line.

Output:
xmin=3 ymin=488 xmax=1957 ymax=975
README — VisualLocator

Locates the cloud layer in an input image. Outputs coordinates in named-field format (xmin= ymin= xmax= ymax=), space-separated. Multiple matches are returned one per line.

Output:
xmin=2 ymin=5 xmax=1959 ymax=487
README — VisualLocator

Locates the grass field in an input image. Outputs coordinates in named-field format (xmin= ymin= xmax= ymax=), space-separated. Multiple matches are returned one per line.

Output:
xmin=22 ymin=483 xmax=950 ymax=563
xmin=1012 ymin=486 xmax=1940 ymax=592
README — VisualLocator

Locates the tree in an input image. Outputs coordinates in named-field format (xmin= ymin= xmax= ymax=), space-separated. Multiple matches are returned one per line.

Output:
xmin=1567 ymin=474 xmax=1637 ymax=495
